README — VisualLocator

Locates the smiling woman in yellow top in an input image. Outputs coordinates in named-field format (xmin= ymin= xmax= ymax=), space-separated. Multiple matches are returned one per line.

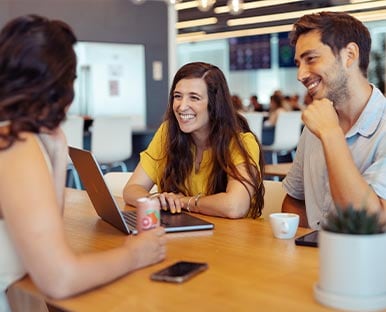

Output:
xmin=123 ymin=62 xmax=265 ymax=219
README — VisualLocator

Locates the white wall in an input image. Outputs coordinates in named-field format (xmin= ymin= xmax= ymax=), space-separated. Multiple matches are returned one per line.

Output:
xmin=177 ymin=39 xmax=229 ymax=75
xmin=71 ymin=42 xmax=146 ymax=129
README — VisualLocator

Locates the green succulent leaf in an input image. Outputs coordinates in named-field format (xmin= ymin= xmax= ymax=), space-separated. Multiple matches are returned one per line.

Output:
xmin=322 ymin=205 xmax=386 ymax=235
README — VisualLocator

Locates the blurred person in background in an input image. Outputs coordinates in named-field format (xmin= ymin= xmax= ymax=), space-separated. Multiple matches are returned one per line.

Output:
xmin=248 ymin=95 xmax=264 ymax=112
xmin=231 ymin=94 xmax=245 ymax=112
xmin=289 ymin=94 xmax=302 ymax=111
xmin=264 ymin=93 xmax=287 ymax=127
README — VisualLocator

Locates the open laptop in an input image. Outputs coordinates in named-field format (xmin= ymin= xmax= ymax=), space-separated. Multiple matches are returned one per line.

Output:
xmin=68 ymin=146 xmax=214 ymax=235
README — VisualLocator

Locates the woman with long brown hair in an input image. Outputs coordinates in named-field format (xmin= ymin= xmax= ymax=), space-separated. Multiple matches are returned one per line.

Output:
xmin=124 ymin=62 xmax=264 ymax=219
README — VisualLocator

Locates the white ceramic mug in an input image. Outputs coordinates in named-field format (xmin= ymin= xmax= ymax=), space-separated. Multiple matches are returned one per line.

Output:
xmin=269 ymin=213 xmax=299 ymax=239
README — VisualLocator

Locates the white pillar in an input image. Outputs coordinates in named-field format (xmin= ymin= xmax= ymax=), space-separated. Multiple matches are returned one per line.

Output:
xmin=168 ymin=2 xmax=177 ymax=89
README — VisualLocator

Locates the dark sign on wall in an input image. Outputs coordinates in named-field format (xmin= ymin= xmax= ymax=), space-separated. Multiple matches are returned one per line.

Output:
xmin=278 ymin=32 xmax=296 ymax=68
xmin=229 ymin=35 xmax=271 ymax=70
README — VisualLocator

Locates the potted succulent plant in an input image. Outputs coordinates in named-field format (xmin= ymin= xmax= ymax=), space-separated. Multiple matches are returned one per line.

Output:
xmin=314 ymin=205 xmax=386 ymax=311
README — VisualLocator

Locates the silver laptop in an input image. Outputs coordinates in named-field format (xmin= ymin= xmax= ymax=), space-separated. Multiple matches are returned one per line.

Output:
xmin=68 ymin=146 xmax=214 ymax=235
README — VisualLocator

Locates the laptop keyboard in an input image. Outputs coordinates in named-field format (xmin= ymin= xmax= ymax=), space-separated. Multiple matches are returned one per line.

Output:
xmin=122 ymin=211 xmax=137 ymax=227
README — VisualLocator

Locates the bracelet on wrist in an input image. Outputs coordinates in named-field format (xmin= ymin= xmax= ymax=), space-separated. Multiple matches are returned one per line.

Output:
xmin=187 ymin=196 xmax=194 ymax=212
xmin=148 ymin=192 xmax=160 ymax=199
xmin=194 ymin=193 xmax=203 ymax=208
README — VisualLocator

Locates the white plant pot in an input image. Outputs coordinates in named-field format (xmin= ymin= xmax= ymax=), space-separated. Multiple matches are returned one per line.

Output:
xmin=314 ymin=230 xmax=386 ymax=311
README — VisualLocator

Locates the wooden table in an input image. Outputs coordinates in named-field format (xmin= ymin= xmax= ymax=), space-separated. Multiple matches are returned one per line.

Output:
xmin=11 ymin=189 xmax=335 ymax=312
xmin=264 ymin=162 xmax=292 ymax=178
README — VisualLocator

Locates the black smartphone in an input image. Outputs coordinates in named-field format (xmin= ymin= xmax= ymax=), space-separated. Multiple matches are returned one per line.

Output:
xmin=295 ymin=230 xmax=319 ymax=247
xmin=150 ymin=261 xmax=208 ymax=283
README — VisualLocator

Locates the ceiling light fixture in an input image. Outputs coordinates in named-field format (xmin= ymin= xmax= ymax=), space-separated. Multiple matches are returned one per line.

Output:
xmin=177 ymin=24 xmax=293 ymax=43
xmin=178 ymin=31 xmax=206 ymax=38
xmin=176 ymin=17 xmax=218 ymax=29
xmin=176 ymin=0 xmax=302 ymax=12
xmin=353 ymin=8 xmax=386 ymax=22
xmin=167 ymin=0 xmax=182 ymax=4
xmin=175 ymin=0 xmax=197 ymax=10
xmin=227 ymin=0 xmax=386 ymax=27
xmin=197 ymin=0 xmax=215 ymax=12
xmin=350 ymin=0 xmax=375 ymax=3
xmin=227 ymin=0 xmax=244 ymax=15
xmin=215 ymin=0 xmax=302 ymax=14
xmin=177 ymin=8 xmax=386 ymax=43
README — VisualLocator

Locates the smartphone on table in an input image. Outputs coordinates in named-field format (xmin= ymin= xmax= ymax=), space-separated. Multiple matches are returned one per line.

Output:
xmin=294 ymin=230 xmax=319 ymax=247
xmin=150 ymin=261 xmax=208 ymax=283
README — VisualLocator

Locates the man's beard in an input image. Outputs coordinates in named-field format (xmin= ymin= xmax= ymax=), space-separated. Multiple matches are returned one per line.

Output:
xmin=325 ymin=60 xmax=350 ymax=107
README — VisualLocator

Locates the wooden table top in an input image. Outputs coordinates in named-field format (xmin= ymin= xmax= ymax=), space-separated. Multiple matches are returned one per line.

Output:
xmin=264 ymin=162 xmax=293 ymax=178
xmin=12 ymin=188 xmax=335 ymax=312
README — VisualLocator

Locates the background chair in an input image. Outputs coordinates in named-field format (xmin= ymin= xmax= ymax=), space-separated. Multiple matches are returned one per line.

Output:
xmin=261 ymin=180 xmax=287 ymax=220
xmin=104 ymin=172 xmax=158 ymax=197
xmin=240 ymin=111 xmax=264 ymax=142
xmin=61 ymin=115 xmax=84 ymax=189
xmin=262 ymin=111 xmax=302 ymax=164
xmin=91 ymin=116 xmax=132 ymax=172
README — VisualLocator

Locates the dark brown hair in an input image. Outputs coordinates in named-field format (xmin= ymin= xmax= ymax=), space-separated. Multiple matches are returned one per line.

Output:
xmin=0 ymin=14 xmax=77 ymax=149
xmin=270 ymin=94 xmax=283 ymax=110
xmin=160 ymin=62 xmax=265 ymax=218
xmin=290 ymin=11 xmax=371 ymax=77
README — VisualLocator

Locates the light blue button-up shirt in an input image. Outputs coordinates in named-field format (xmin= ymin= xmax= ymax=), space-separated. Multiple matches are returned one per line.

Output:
xmin=283 ymin=85 xmax=386 ymax=229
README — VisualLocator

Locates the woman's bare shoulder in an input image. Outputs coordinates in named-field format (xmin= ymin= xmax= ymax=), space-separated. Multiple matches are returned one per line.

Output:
xmin=0 ymin=132 xmax=41 ymax=160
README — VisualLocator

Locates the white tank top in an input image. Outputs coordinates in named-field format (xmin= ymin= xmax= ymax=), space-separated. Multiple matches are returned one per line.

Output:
xmin=0 ymin=220 xmax=26 ymax=311
xmin=0 ymin=135 xmax=52 ymax=311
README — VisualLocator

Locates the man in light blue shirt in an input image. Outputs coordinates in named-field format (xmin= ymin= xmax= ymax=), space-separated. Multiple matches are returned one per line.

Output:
xmin=282 ymin=12 xmax=386 ymax=229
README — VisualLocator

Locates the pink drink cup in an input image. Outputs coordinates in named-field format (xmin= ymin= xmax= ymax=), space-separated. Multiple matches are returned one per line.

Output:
xmin=136 ymin=197 xmax=161 ymax=232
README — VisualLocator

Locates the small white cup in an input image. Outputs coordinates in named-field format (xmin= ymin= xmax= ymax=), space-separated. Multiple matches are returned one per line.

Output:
xmin=269 ymin=213 xmax=299 ymax=239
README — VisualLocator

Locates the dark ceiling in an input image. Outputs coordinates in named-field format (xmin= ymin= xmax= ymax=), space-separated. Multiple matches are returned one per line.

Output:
xmin=177 ymin=0 xmax=386 ymax=37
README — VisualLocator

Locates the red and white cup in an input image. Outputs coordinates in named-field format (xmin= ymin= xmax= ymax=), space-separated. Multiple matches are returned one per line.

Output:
xmin=136 ymin=197 xmax=161 ymax=232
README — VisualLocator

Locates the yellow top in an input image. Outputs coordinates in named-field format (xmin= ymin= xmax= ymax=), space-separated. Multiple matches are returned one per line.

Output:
xmin=140 ymin=122 xmax=260 ymax=195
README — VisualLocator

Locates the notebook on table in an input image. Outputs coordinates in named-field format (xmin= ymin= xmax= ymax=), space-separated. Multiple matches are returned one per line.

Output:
xmin=68 ymin=146 xmax=214 ymax=235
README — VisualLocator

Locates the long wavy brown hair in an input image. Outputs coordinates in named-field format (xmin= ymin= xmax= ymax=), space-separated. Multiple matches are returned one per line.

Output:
xmin=160 ymin=62 xmax=265 ymax=218
xmin=0 ymin=15 xmax=77 ymax=149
